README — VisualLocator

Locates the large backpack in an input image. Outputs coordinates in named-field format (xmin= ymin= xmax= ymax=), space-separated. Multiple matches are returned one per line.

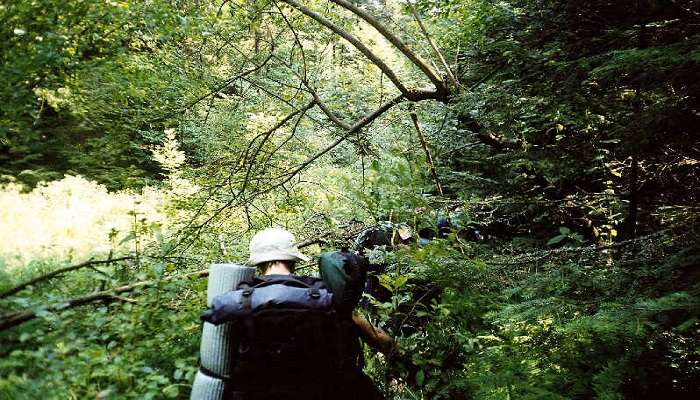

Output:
xmin=201 ymin=275 xmax=363 ymax=399
xmin=318 ymin=250 xmax=368 ymax=315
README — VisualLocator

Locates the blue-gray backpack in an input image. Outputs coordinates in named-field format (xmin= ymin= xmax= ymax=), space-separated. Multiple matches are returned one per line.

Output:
xmin=201 ymin=275 xmax=363 ymax=399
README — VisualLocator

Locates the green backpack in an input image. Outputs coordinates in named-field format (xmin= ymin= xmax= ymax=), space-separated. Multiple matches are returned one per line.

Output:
xmin=318 ymin=250 xmax=368 ymax=315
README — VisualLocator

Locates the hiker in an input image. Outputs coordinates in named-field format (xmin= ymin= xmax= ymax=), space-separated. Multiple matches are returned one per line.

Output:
xmin=354 ymin=224 xmax=394 ymax=305
xmin=202 ymin=227 xmax=391 ymax=400
xmin=354 ymin=222 xmax=441 ymax=339
xmin=437 ymin=216 xmax=452 ymax=238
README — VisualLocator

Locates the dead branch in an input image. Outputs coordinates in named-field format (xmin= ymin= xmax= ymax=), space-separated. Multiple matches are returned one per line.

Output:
xmin=182 ymin=50 xmax=275 ymax=112
xmin=0 ymin=232 xmax=328 ymax=331
xmin=172 ymin=94 xmax=407 ymax=251
xmin=459 ymin=116 xmax=523 ymax=150
xmin=277 ymin=94 xmax=407 ymax=187
xmin=408 ymin=2 xmax=460 ymax=89
xmin=273 ymin=1 xmax=309 ymax=83
xmin=280 ymin=0 xmax=409 ymax=95
xmin=328 ymin=0 xmax=446 ymax=92
xmin=476 ymin=130 xmax=523 ymax=150
xmin=309 ymin=90 xmax=351 ymax=130
xmin=0 ymin=269 xmax=209 ymax=331
xmin=237 ymin=100 xmax=317 ymax=196
xmin=0 ymin=257 xmax=133 ymax=299
xmin=260 ymin=105 xmax=310 ymax=168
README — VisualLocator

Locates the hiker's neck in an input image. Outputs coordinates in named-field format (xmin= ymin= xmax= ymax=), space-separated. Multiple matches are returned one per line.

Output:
xmin=264 ymin=261 xmax=292 ymax=275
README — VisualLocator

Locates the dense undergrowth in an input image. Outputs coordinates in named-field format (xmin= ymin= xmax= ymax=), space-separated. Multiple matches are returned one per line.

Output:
xmin=1 ymin=176 xmax=697 ymax=399
xmin=370 ymin=232 xmax=700 ymax=399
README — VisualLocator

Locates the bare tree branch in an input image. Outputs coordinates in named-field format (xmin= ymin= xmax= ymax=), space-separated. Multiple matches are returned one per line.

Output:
xmin=328 ymin=0 xmax=446 ymax=92
xmin=260 ymin=104 xmax=311 ymax=168
xmin=0 ymin=257 xmax=133 ymax=299
xmin=168 ymin=1 xmax=456 ymax=248
xmin=273 ymin=0 xmax=309 ymax=83
xmin=410 ymin=109 xmax=444 ymax=195
xmin=237 ymin=100 xmax=317 ymax=197
xmin=173 ymin=92 xmax=409 ymax=251
xmin=182 ymin=50 xmax=275 ymax=112
xmin=0 ymin=236 xmax=323 ymax=331
xmin=408 ymin=2 xmax=460 ymax=89
xmin=277 ymin=94 xmax=407 ymax=186
xmin=0 ymin=269 xmax=209 ymax=331
xmin=477 ymin=130 xmax=523 ymax=150
xmin=280 ymin=0 xmax=409 ymax=95
xmin=458 ymin=116 xmax=523 ymax=150
xmin=309 ymin=89 xmax=352 ymax=130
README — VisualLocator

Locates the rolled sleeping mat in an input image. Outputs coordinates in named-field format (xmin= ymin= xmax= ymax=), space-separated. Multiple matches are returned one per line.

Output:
xmin=206 ymin=264 xmax=256 ymax=307
xmin=199 ymin=322 xmax=232 ymax=377
xmin=190 ymin=370 xmax=226 ymax=400
xmin=191 ymin=263 xmax=256 ymax=400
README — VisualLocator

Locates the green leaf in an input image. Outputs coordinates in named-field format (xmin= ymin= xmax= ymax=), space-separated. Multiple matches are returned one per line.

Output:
xmin=118 ymin=232 xmax=137 ymax=245
xmin=415 ymin=370 xmax=425 ymax=386
xmin=174 ymin=369 xmax=184 ymax=380
xmin=162 ymin=385 xmax=179 ymax=398
xmin=547 ymin=235 xmax=566 ymax=246
xmin=394 ymin=275 xmax=409 ymax=289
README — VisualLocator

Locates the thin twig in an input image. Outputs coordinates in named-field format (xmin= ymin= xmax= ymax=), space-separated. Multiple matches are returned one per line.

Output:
xmin=410 ymin=108 xmax=443 ymax=195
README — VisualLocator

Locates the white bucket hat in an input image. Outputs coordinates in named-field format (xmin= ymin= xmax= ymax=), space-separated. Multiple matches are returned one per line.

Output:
xmin=247 ymin=227 xmax=310 ymax=266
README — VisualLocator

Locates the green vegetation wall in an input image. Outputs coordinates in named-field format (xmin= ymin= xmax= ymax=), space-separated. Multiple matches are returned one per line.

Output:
xmin=420 ymin=0 xmax=700 ymax=242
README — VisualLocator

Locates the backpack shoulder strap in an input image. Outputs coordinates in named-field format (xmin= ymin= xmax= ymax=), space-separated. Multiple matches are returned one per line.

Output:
xmin=255 ymin=274 xmax=314 ymax=288
xmin=236 ymin=276 xmax=264 ymax=290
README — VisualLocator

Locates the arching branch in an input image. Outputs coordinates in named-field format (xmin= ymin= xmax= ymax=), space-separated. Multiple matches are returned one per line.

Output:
xmin=309 ymin=89 xmax=351 ymax=130
xmin=279 ymin=0 xmax=409 ymax=95
xmin=0 ymin=237 xmax=322 ymax=331
xmin=176 ymin=39 xmax=279 ymax=119
xmin=277 ymin=94 xmax=407 ymax=187
xmin=237 ymin=99 xmax=317 ymax=197
xmin=328 ymin=0 xmax=446 ymax=92
xmin=0 ymin=269 xmax=210 ymax=331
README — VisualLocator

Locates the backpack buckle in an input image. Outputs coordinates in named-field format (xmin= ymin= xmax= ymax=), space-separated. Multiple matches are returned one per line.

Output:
xmin=238 ymin=342 xmax=250 ymax=354
xmin=309 ymin=288 xmax=321 ymax=299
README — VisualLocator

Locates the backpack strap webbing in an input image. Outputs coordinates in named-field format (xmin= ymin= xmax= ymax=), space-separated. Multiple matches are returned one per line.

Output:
xmin=198 ymin=365 xmax=229 ymax=381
